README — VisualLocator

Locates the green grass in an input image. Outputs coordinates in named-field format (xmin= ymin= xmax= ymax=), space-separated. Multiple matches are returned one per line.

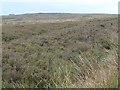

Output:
xmin=2 ymin=14 xmax=118 ymax=88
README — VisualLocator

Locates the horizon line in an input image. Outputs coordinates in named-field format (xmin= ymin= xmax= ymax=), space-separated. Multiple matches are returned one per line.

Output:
xmin=1 ymin=12 xmax=118 ymax=16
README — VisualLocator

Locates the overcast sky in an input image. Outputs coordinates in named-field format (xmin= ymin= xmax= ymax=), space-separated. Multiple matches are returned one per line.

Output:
xmin=0 ymin=0 xmax=119 ymax=15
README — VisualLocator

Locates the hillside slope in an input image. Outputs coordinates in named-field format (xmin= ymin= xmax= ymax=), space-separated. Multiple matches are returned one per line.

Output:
xmin=2 ymin=13 xmax=118 ymax=88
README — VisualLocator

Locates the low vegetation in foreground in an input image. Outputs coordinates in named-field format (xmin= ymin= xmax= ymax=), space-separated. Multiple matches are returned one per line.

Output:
xmin=2 ymin=14 xmax=118 ymax=88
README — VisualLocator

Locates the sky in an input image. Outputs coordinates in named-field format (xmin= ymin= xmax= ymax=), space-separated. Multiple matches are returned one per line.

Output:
xmin=0 ymin=0 xmax=119 ymax=15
